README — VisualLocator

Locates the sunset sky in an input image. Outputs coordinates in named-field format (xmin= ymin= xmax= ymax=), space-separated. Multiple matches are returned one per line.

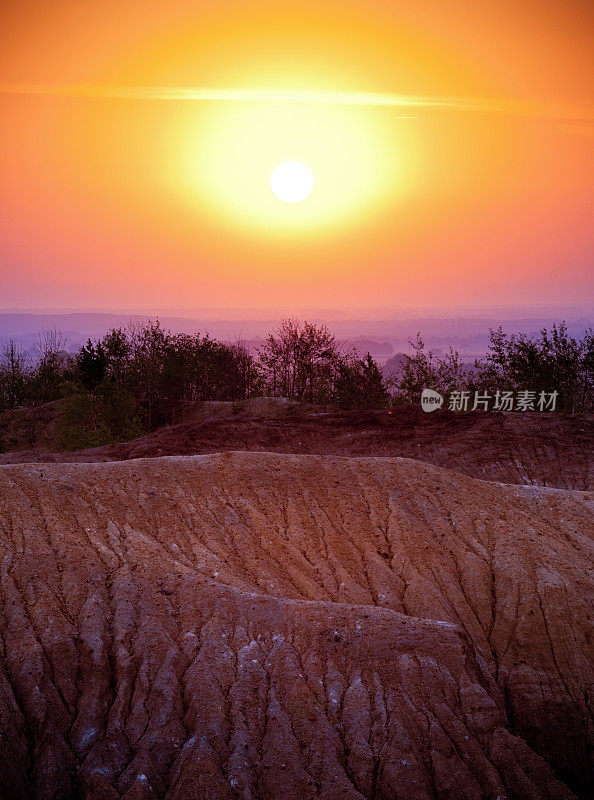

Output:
xmin=0 ymin=0 xmax=592 ymax=311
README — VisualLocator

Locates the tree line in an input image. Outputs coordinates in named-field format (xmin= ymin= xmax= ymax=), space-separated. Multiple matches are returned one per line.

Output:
xmin=0 ymin=318 xmax=591 ymax=448
xmin=0 ymin=318 xmax=387 ymax=447
xmin=394 ymin=323 xmax=593 ymax=413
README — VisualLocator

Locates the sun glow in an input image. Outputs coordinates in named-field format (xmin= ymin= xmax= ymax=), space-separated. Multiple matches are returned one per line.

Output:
xmin=170 ymin=98 xmax=408 ymax=237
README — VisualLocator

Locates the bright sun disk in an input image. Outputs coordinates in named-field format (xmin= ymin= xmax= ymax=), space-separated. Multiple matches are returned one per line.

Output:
xmin=270 ymin=162 xmax=314 ymax=203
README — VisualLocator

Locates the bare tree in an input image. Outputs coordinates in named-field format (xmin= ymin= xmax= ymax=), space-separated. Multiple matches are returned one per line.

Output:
xmin=31 ymin=327 xmax=69 ymax=404
xmin=258 ymin=318 xmax=338 ymax=402
xmin=0 ymin=338 xmax=28 ymax=409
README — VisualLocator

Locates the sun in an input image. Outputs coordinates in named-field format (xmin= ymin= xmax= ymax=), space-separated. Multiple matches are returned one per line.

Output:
xmin=270 ymin=162 xmax=314 ymax=203
xmin=173 ymin=98 xmax=409 ymax=237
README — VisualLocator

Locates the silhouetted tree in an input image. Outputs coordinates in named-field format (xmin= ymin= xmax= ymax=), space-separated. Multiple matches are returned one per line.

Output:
xmin=388 ymin=333 xmax=469 ymax=405
xmin=0 ymin=338 xmax=28 ymax=409
xmin=334 ymin=353 xmax=389 ymax=409
xmin=259 ymin=318 xmax=338 ymax=402
xmin=473 ymin=322 xmax=593 ymax=412
xmin=389 ymin=324 xmax=593 ymax=412
xmin=78 ymin=340 xmax=107 ymax=389
xmin=30 ymin=328 xmax=72 ymax=404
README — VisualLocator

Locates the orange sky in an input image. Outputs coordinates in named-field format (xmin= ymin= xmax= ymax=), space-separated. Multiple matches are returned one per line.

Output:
xmin=0 ymin=0 xmax=592 ymax=310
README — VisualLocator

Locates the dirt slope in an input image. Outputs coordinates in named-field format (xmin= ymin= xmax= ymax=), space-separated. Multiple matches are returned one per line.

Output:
xmin=0 ymin=452 xmax=591 ymax=799
xmin=0 ymin=399 xmax=67 ymax=452
xmin=2 ymin=406 xmax=592 ymax=490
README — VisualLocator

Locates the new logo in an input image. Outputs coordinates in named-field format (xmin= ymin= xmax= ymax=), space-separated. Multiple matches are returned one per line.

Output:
xmin=421 ymin=388 xmax=444 ymax=412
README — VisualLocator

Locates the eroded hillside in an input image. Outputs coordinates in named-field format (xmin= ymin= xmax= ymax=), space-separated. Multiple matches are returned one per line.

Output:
xmin=1 ymin=404 xmax=592 ymax=490
xmin=0 ymin=452 xmax=591 ymax=799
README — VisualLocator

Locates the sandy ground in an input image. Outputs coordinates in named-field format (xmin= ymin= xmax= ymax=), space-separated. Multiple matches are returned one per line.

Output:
xmin=0 ymin=451 xmax=591 ymax=798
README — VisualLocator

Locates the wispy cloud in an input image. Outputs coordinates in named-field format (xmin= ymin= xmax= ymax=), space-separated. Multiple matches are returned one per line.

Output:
xmin=1 ymin=84 xmax=592 ymax=122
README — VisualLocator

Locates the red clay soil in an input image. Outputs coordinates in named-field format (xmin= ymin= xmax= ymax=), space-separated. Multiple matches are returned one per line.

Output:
xmin=0 ymin=452 xmax=591 ymax=799
xmin=1 ymin=407 xmax=592 ymax=490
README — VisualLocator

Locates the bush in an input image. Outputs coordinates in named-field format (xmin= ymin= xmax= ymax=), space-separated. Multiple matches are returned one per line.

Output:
xmin=58 ymin=391 xmax=145 ymax=451
xmin=58 ymin=395 xmax=113 ymax=451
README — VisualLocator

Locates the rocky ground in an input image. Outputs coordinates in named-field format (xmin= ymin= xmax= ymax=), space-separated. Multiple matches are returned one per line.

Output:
xmin=0 ymin=451 xmax=591 ymax=799
xmin=1 ymin=402 xmax=592 ymax=491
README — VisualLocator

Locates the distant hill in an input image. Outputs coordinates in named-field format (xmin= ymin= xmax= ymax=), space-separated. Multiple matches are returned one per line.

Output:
xmin=382 ymin=353 xmax=480 ymax=379
xmin=1 ymin=310 xmax=591 ymax=360
xmin=382 ymin=352 xmax=408 ymax=377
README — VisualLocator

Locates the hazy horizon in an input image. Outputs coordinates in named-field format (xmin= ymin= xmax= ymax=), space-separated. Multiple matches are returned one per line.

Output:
xmin=2 ymin=305 xmax=591 ymax=363
xmin=1 ymin=302 xmax=592 ymax=317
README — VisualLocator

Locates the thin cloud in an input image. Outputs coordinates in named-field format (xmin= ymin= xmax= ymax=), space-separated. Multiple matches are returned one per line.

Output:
xmin=1 ymin=84 xmax=592 ymax=121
